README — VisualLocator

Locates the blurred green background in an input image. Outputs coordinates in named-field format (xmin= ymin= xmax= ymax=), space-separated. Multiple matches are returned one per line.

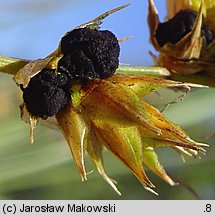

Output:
xmin=0 ymin=0 xmax=215 ymax=200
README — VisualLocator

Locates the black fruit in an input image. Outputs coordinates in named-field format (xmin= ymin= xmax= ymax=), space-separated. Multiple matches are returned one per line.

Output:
xmin=22 ymin=69 xmax=70 ymax=119
xmin=155 ymin=9 xmax=214 ymax=47
xmin=59 ymin=27 xmax=120 ymax=79
xmin=22 ymin=28 xmax=120 ymax=118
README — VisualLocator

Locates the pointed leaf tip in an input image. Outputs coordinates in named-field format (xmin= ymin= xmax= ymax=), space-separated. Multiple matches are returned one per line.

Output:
xmin=93 ymin=121 xmax=155 ymax=189
xmin=56 ymin=104 xmax=87 ymax=181
xmin=142 ymin=147 xmax=176 ymax=186
xmin=76 ymin=3 xmax=130 ymax=30
xmin=87 ymin=129 xmax=121 ymax=195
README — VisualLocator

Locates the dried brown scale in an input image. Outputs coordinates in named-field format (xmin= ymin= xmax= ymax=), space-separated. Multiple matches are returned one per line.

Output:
xmin=155 ymin=9 xmax=214 ymax=47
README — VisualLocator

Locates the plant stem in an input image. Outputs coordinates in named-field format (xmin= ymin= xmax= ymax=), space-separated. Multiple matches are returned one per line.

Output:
xmin=0 ymin=54 xmax=215 ymax=87
xmin=117 ymin=65 xmax=170 ymax=77
xmin=0 ymin=55 xmax=29 ymax=75
xmin=117 ymin=65 xmax=215 ymax=87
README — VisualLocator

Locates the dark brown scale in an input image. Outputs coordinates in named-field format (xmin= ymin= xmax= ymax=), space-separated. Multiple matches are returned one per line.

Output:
xmin=155 ymin=9 xmax=214 ymax=47
xmin=59 ymin=27 xmax=120 ymax=79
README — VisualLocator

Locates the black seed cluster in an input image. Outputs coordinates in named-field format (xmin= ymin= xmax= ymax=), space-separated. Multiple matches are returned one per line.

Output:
xmin=22 ymin=28 xmax=119 ymax=119
xmin=155 ymin=9 xmax=214 ymax=47
xmin=22 ymin=69 xmax=70 ymax=119
xmin=58 ymin=27 xmax=120 ymax=79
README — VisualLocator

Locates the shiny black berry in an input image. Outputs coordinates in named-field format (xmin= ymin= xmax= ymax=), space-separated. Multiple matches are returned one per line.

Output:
xmin=58 ymin=27 xmax=120 ymax=79
xmin=155 ymin=9 xmax=214 ymax=47
xmin=22 ymin=69 xmax=70 ymax=119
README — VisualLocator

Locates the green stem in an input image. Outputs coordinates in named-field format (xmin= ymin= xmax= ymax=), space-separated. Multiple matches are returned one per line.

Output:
xmin=117 ymin=65 xmax=170 ymax=77
xmin=117 ymin=65 xmax=215 ymax=87
xmin=0 ymin=55 xmax=29 ymax=75
xmin=0 ymin=55 xmax=215 ymax=88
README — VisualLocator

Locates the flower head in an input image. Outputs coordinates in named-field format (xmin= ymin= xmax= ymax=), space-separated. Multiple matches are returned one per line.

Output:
xmin=148 ymin=0 xmax=215 ymax=75
xmin=2 ymin=4 xmax=208 ymax=195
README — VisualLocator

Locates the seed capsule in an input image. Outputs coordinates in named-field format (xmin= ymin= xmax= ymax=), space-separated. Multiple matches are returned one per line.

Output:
xmin=22 ymin=69 xmax=70 ymax=119
xmin=155 ymin=9 xmax=214 ymax=47
xmin=58 ymin=27 xmax=120 ymax=79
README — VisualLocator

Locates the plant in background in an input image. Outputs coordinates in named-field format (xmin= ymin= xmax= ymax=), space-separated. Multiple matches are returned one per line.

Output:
xmin=0 ymin=4 xmax=208 ymax=195
xmin=148 ymin=0 xmax=215 ymax=76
